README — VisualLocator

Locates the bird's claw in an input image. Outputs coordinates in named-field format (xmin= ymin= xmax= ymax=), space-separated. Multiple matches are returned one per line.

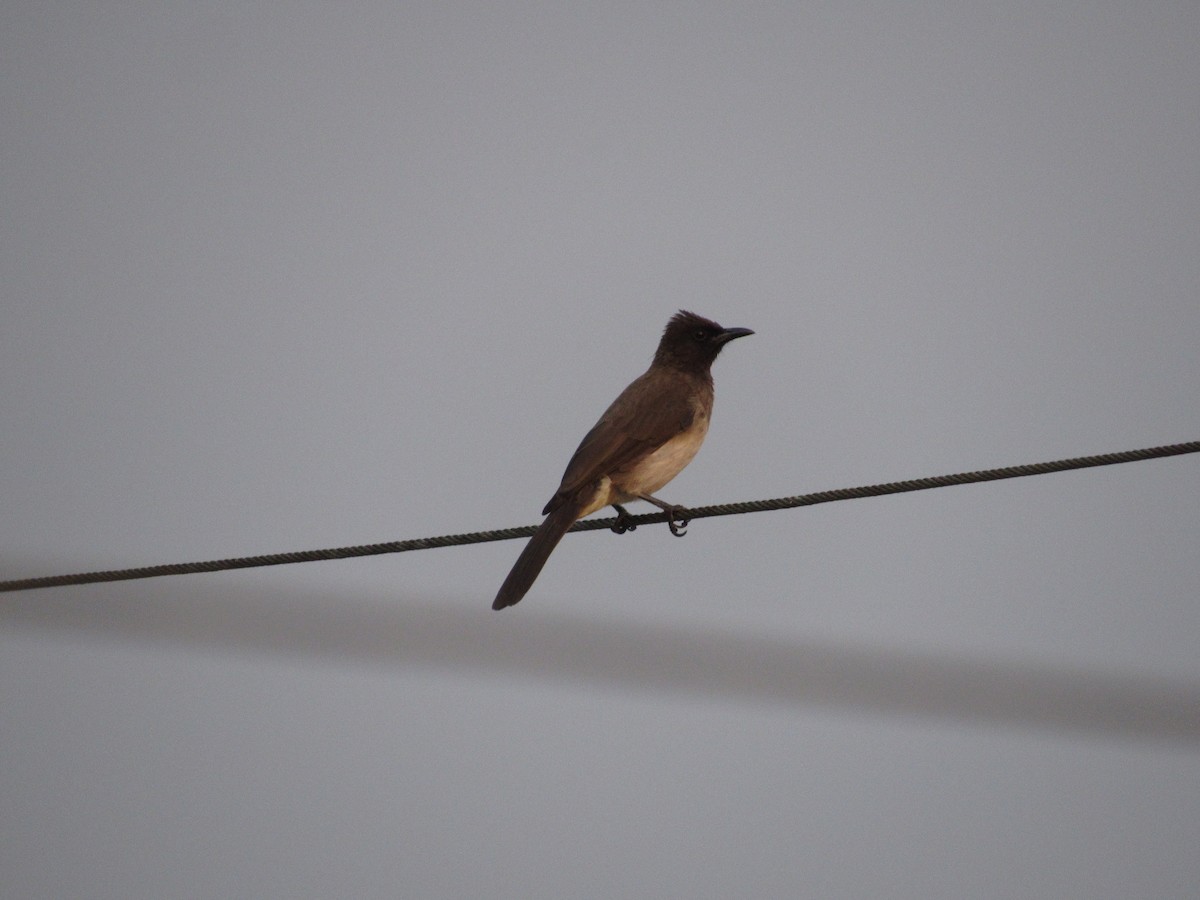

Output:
xmin=611 ymin=507 xmax=637 ymax=534
xmin=666 ymin=507 xmax=690 ymax=537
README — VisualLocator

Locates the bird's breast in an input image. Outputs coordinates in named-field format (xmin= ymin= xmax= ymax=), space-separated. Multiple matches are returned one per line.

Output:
xmin=615 ymin=405 xmax=710 ymax=499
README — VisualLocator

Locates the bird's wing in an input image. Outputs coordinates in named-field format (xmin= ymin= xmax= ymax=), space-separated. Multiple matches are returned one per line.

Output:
xmin=545 ymin=369 xmax=695 ymax=513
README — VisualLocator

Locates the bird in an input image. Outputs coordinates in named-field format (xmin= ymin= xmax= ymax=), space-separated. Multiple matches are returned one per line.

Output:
xmin=492 ymin=310 xmax=753 ymax=610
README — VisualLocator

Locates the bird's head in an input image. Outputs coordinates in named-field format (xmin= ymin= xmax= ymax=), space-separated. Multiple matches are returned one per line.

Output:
xmin=653 ymin=310 xmax=754 ymax=371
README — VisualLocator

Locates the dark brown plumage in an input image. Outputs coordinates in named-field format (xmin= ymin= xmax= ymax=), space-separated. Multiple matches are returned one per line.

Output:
xmin=492 ymin=310 xmax=753 ymax=610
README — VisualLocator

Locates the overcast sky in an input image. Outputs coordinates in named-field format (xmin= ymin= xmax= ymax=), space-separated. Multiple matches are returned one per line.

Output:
xmin=3 ymin=2 xmax=1199 ymax=898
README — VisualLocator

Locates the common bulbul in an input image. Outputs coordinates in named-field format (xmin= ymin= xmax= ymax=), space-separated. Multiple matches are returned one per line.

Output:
xmin=492 ymin=310 xmax=753 ymax=610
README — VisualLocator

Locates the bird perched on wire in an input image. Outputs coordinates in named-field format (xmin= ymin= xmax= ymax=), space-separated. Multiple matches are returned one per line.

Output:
xmin=493 ymin=310 xmax=753 ymax=610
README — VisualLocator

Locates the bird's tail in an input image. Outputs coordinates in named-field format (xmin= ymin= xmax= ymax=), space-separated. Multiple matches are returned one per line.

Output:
xmin=492 ymin=501 xmax=581 ymax=610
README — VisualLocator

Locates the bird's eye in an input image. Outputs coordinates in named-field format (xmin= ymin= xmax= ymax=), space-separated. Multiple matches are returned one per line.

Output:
xmin=694 ymin=328 xmax=708 ymax=341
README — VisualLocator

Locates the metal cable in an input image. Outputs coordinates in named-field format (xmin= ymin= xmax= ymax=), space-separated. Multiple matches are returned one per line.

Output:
xmin=2 ymin=440 xmax=1197 ymax=593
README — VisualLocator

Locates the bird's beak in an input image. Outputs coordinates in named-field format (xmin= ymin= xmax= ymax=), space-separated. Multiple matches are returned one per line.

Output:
xmin=716 ymin=326 xmax=754 ymax=344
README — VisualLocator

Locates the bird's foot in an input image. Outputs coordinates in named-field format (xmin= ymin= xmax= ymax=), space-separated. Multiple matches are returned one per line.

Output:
xmin=637 ymin=494 xmax=691 ymax=537
xmin=610 ymin=505 xmax=637 ymax=534
xmin=665 ymin=506 xmax=690 ymax=537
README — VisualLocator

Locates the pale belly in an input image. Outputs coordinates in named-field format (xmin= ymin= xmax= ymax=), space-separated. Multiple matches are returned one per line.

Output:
xmin=577 ymin=411 xmax=710 ymax=518
xmin=618 ymin=416 xmax=709 ymax=496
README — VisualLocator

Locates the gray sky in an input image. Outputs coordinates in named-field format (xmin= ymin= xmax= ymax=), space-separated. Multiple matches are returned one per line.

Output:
xmin=3 ymin=2 xmax=1199 ymax=898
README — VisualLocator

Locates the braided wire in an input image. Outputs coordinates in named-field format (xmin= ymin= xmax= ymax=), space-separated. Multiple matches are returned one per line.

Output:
xmin=2 ymin=440 xmax=1196 ymax=593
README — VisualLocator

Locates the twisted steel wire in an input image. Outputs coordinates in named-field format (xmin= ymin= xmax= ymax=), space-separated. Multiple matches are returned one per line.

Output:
xmin=2 ymin=440 xmax=1196 ymax=593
